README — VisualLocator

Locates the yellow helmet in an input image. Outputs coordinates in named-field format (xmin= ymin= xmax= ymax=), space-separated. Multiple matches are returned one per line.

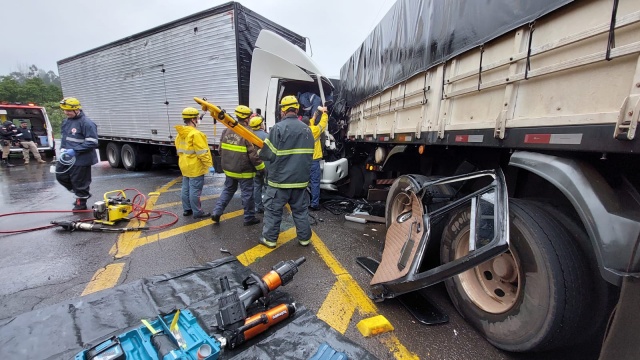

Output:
xmin=249 ymin=116 xmax=264 ymax=129
xmin=60 ymin=97 xmax=81 ymax=111
xmin=234 ymin=105 xmax=252 ymax=120
xmin=280 ymin=95 xmax=299 ymax=112
xmin=182 ymin=107 xmax=200 ymax=119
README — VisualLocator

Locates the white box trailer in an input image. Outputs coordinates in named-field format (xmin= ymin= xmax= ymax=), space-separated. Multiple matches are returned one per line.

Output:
xmin=256 ymin=0 xmax=640 ymax=354
xmin=58 ymin=2 xmax=305 ymax=170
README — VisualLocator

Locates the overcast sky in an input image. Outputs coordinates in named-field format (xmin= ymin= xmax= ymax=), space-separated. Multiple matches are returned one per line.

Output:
xmin=1 ymin=0 xmax=396 ymax=78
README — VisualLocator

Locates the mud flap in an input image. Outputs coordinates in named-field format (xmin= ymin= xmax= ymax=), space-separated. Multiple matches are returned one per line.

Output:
xmin=357 ymin=256 xmax=449 ymax=325
xmin=599 ymin=276 xmax=640 ymax=360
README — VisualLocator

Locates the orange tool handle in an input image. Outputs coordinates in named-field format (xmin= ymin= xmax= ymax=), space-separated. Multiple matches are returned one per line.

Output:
xmin=242 ymin=303 xmax=294 ymax=341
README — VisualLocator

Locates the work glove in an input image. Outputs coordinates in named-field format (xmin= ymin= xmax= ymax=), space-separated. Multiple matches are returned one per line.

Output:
xmin=209 ymin=166 xmax=215 ymax=173
xmin=64 ymin=149 xmax=76 ymax=157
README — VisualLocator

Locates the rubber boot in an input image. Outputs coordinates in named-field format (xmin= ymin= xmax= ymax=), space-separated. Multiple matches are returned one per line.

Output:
xmin=73 ymin=198 xmax=88 ymax=211
xmin=1 ymin=159 xmax=15 ymax=167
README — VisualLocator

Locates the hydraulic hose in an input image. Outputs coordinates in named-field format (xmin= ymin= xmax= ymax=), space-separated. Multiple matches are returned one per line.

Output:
xmin=0 ymin=188 xmax=179 ymax=234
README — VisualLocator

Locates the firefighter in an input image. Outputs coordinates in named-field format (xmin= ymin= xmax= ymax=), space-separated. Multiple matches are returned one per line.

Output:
xmin=307 ymin=107 xmax=329 ymax=210
xmin=210 ymin=105 xmax=264 ymax=226
xmin=57 ymin=97 xmax=99 ymax=210
xmin=249 ymin=115 xmax=268 ymax=213
xmin=258 ymin=95 xmax=314 ymax=248
xmin=175 ymin=107 xmax=213 ymax=219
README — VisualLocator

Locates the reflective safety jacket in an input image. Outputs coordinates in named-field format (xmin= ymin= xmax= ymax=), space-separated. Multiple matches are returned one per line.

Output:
xmin=60 ymin=111 xmax=99 ymax=166
xmin=174 ymin=125 xmax=213 ymax=178
xmin=309 ymin=112 xmax=328 ymax=160
xmin=260 ymin=114 xmax=314 ymax=188
xmin=220 ymin=127 xmax=264 ymax=179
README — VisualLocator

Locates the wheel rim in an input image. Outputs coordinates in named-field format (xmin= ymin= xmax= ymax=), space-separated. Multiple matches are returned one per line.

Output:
xmin=107 ymin=147 xmax=116 ymax=163
xmin=454 ymin=229 xmax=520 ymax=314
xmin=122 ymin=148 xmax=133 ymax=167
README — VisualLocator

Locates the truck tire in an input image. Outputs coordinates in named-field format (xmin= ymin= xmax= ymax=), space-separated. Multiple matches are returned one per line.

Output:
xmin=440 ymin=199 xmax=592 ymax=352
xmin=106 ymin=142 xmax=123 ymax=168
xmin=121 ymin=144 xmax=140 ymax=171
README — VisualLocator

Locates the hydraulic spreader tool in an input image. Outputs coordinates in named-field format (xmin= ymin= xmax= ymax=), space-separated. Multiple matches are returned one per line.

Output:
xmin=194 ymin=97 xmax=264 ymax=148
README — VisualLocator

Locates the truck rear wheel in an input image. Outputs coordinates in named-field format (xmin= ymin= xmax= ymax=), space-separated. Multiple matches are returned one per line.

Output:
xmin=121 ymin=144 xmax=140 ymax=171
xmin=440 ymin=199 xmax=592 ymax=352
xmin=106 ymin=142 xmax=123 ymax=168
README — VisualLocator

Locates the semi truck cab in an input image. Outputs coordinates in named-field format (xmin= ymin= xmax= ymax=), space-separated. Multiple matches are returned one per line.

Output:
xmin=248 ymin=30 xmax=348 ymax=191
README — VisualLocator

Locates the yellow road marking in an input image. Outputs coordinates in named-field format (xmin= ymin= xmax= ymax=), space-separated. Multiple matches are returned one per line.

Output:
xmin=161 ymin=187 xmax=182 ymax=193
xmin=317 ymin=280 xmax=357 ymax=334
xmin=158 ymin=177 xmax=182 ymax=192
xmin=81 ymin=263 xmax=125 ymax=296
xmin=237 ymin=227 xmax=298 ymax=266
xmin=311 ymin=231 xmax=377 ymax=315
xmin=380 ymin=336 xmax=420 ymax=360
xmin=111 ymin=209 xmax=244 ymax=258
xmin=312 ymin=231 xmax=418 ymax=359
xmin=153 ymin=194 xmax=220 ymax=210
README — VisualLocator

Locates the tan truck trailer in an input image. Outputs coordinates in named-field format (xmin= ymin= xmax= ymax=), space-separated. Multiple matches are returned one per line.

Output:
xmin=332 ymin=0 xmax=640 ymax=354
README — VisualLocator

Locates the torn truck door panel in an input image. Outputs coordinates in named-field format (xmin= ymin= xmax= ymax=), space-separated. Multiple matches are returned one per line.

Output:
xmin=370 ymin=169 xmax=509 ymax=301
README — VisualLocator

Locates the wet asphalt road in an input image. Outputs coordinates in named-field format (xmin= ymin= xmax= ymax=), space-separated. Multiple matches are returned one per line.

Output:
xmin=0 ymin=158 xmax=601 ymax=360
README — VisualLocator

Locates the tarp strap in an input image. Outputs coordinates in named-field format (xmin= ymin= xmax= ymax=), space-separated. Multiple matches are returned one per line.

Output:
xmin=441 ymin=61 xmax=447 ymax=101
xmin=525 ymin=22 xmax=536 ymax=80
xmin=606 ymin=0 xmax=619 ymax=61
xmin=478 ymin=45 xmax=485 ymax=91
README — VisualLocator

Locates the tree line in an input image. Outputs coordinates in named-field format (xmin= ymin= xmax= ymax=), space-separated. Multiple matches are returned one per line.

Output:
xmin=1 ymin=65 xmax=64 ymax=135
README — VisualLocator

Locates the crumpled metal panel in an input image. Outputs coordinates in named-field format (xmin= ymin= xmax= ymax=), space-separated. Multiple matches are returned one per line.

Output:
xmin=338 ymin=0 xmax=573 ymax=106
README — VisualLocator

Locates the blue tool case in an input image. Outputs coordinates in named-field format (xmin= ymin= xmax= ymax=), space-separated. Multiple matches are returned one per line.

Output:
xmin=75 ymin=309 xmax=220 ymax=360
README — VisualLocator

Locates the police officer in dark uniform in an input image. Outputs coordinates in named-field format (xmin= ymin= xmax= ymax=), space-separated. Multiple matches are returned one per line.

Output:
xmin=57 ymin=97 xmax=99 ymax=210
xmin=258 ymin=95 xmax=314 ymax=248
xmin=0 ymin=120 xmax=18 ymax=167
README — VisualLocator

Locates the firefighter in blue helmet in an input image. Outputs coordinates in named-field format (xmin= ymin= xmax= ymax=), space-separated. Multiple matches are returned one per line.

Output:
xmin=258 ymin=95 xmax=314 ymax=248
xmin=57 ymin=97 xmax=99 ymax=210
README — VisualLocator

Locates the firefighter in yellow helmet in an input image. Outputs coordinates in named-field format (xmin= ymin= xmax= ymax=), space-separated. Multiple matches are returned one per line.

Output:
xmin=258 ymin=95 xmax=314 ymax=248
xmin=249 ymin=115 xmax=268 ymax=213
xmin=210 ymin=105 xmax=264 ymax=226
xmin=307 ymin=106 xmax=328 ymax=210
xmin=174 ymin=107 xmax=213 ymax=219
xmin=56 ymin=97 xmax=99 ymax=210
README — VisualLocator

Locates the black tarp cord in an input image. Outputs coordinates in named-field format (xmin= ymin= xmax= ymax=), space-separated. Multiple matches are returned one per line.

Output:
xmin=389 ymin=87 xmax=394 ymax=111
xmin=525 ymin=22 xmax=536 ymax=80
xmin=441 ymin=61 xmax=447 ymax=101
xmin=606 ymin=0 xmax=619 ymax=61
xmin=422 ymin=72 xmax=429 ymax=105
xmin=402 ymin=80 xmax=407 ymax=109
xmin=478 ymin=45 xmax=484 ymax=91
